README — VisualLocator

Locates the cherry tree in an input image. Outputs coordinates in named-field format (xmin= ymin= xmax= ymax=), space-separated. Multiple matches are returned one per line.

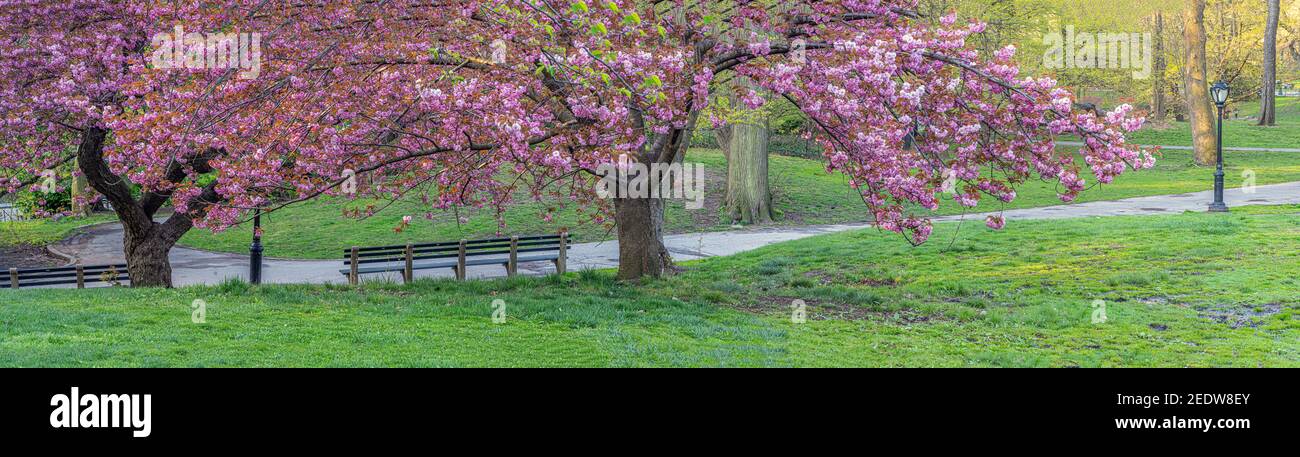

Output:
xmin=0 ymin=0 xmax=1153 ymax=287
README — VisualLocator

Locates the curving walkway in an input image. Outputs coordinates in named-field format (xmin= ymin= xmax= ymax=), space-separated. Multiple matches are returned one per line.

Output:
xmin=44 ymin=181 xmax=1300 ymax=287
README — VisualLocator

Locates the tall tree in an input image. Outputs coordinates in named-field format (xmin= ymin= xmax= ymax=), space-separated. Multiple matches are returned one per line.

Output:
xmin=724 ymin=116 xmax=773 ymax=224
xmin=1260 ymin=0 xmax=1281 ymax=125
xmin=1184 ymin=0 xmax=1219 ymax=165
xmin=709 ymin=76 xmax=775 ymax=225
xmin=1153 ymin=12 xmax=1169 ymax=122
xmin=0 ymin=0 xmax=1155 ymax=285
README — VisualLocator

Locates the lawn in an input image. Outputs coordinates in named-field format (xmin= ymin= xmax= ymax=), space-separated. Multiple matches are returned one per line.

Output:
xmin=0 ymin=214 xmax=117 ymax=249
xmin=177 ymin=146 xmax=1300 ymax=259
xmin=5 ymin=205 xmax=1297 ymax=367
xmin=1066 ymin=97 xmax=1300 ymax=149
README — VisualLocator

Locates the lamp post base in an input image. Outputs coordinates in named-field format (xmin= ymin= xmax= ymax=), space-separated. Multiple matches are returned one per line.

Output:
xmin=1208 ymin=202 xmax=1229 ymax=213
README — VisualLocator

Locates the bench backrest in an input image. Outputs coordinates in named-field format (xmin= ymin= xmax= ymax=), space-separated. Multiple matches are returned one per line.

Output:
xmin=343 ymin=234 xmax=566 ymax=266
xmin=2 ymin=264 xmax=131 ymax=289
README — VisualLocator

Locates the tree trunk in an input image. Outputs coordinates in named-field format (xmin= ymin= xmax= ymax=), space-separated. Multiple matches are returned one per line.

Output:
xmin=76 ymin=125 xmax=204 ymax=288
xmin=725 ymin=121 xmax=773 ymax=224
xmin=1182 ymin=0 xmax=1218 ymax=165
xmin=715 ymin=125 xmax=733 ymax=161
xmin=614 ymin=196 xmax=671 ymax=280
xmin=1152 ymin=12 xmax=1167 ymax=122
xmin=123 ymin=227 xmax=177 ymax=287
xmin=1258 ymin=0 xmax=1280 ymax=126
xmin=70 ymin=157 xmax=91 ymax=217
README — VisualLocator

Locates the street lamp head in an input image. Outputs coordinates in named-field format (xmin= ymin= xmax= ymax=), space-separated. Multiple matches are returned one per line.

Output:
xmin=1210 ymin=81 xmax=1230 ymax=107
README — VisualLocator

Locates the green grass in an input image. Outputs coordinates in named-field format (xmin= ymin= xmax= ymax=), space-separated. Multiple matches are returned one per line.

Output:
xmin=178 ymin=146 xmax=1300 ymax=259
xmin=0 ymin=214 xmax=117 ymax=249
xmin=1069 ymin=97 xmax=1300 ymax=149
xmin=5 ymin=205 xmax=1298 ymax=367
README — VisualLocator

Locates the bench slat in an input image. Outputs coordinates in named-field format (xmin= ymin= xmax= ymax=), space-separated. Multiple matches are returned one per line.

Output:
xmin=346 ymin=235 xmax=561 ymax=254
xmin=346 ymin=246 xmax=560 ymax=266
xmin=5 ymin=277 xmax=131 ymax=288
xmin=351 ymin=239 xmax=562 ymax=259
xmin=339 ymin=254 xmax=559 ymax=276
xmin=13 ymin=264 xmax=128 ymax=275
xmin=17 ymin=267 xmax=128 ymax=281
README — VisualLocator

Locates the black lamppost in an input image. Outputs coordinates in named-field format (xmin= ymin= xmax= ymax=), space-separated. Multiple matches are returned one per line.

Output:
xmin=250 ymin=207 xmax=264 ymax=284
xmin=1208 ymin=81 xmax=1230 ymax=213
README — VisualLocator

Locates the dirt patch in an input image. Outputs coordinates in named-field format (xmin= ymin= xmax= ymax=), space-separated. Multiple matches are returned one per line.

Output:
xmin=0 ymin=244 xmax=65 ymax=269
xmin=680 ymin=167 xmax=727 ymax=228
xmin=803 ymin=270 xmax=833 ymax=285
xmin=1197 ymin=303 xmax=1284 ymax=329
xmin=860 ymin=277 xmax=899 ymax=287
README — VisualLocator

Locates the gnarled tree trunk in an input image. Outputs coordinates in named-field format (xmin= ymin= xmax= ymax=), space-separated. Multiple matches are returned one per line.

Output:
xmin=76 ymin=125 xmax=214 ymax=288
xmin=1182 ymin=0 xmax=1217 ymax=165
xmin=122 ymin=224 xmax=181 ymax=287
xmin=725 ymin=121 xmax=773 ymax=224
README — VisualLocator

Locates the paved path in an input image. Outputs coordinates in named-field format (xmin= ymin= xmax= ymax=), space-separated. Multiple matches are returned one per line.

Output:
xmin=43 ymin=181 xmax=1300 ymax=287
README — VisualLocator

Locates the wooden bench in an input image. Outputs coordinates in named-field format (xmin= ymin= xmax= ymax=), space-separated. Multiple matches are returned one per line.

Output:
xmin=1 ymin=264 xmax=130 ymax=290
xmin=340 ymin=233 xmax=569 ymax=285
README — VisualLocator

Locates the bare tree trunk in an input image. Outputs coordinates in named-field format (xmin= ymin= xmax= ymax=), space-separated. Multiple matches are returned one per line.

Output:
xmin=1152 ymin=12 xmax=1167 ymax=123
xmin=1259 ymin=0 xmax=1280 ymax=126
xmin=1183 ymin=0 xmax=1218 ymax=165
xmin=614 ymin=196 xmax=671 ymax=280
xmin=725 ymin=121 xmax=773 ymax=224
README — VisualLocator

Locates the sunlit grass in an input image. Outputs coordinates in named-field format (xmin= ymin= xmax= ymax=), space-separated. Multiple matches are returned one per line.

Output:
xmin=5 ymin=206 xmax=1297 ymax=367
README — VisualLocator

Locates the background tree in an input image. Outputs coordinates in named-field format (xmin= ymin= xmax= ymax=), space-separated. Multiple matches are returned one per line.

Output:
xmin=1153 ymin=12 xmax=1169 ymax=123
xmin=1260 ymin=0 xmax=1281 ymax=125
xmin=703 ymin=76 xmax=777 ymax=225
xmin=1183 ymin=0 xmax=1219 ymax=164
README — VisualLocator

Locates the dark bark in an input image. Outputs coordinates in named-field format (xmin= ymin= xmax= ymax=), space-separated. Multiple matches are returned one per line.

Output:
xmin=614 ymin=196 xmax=671 ymax=281
xmin=76 ymin=126 xmax=206 ymax=288
xmin=611 ymin=107 xmax=699 ymax=280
